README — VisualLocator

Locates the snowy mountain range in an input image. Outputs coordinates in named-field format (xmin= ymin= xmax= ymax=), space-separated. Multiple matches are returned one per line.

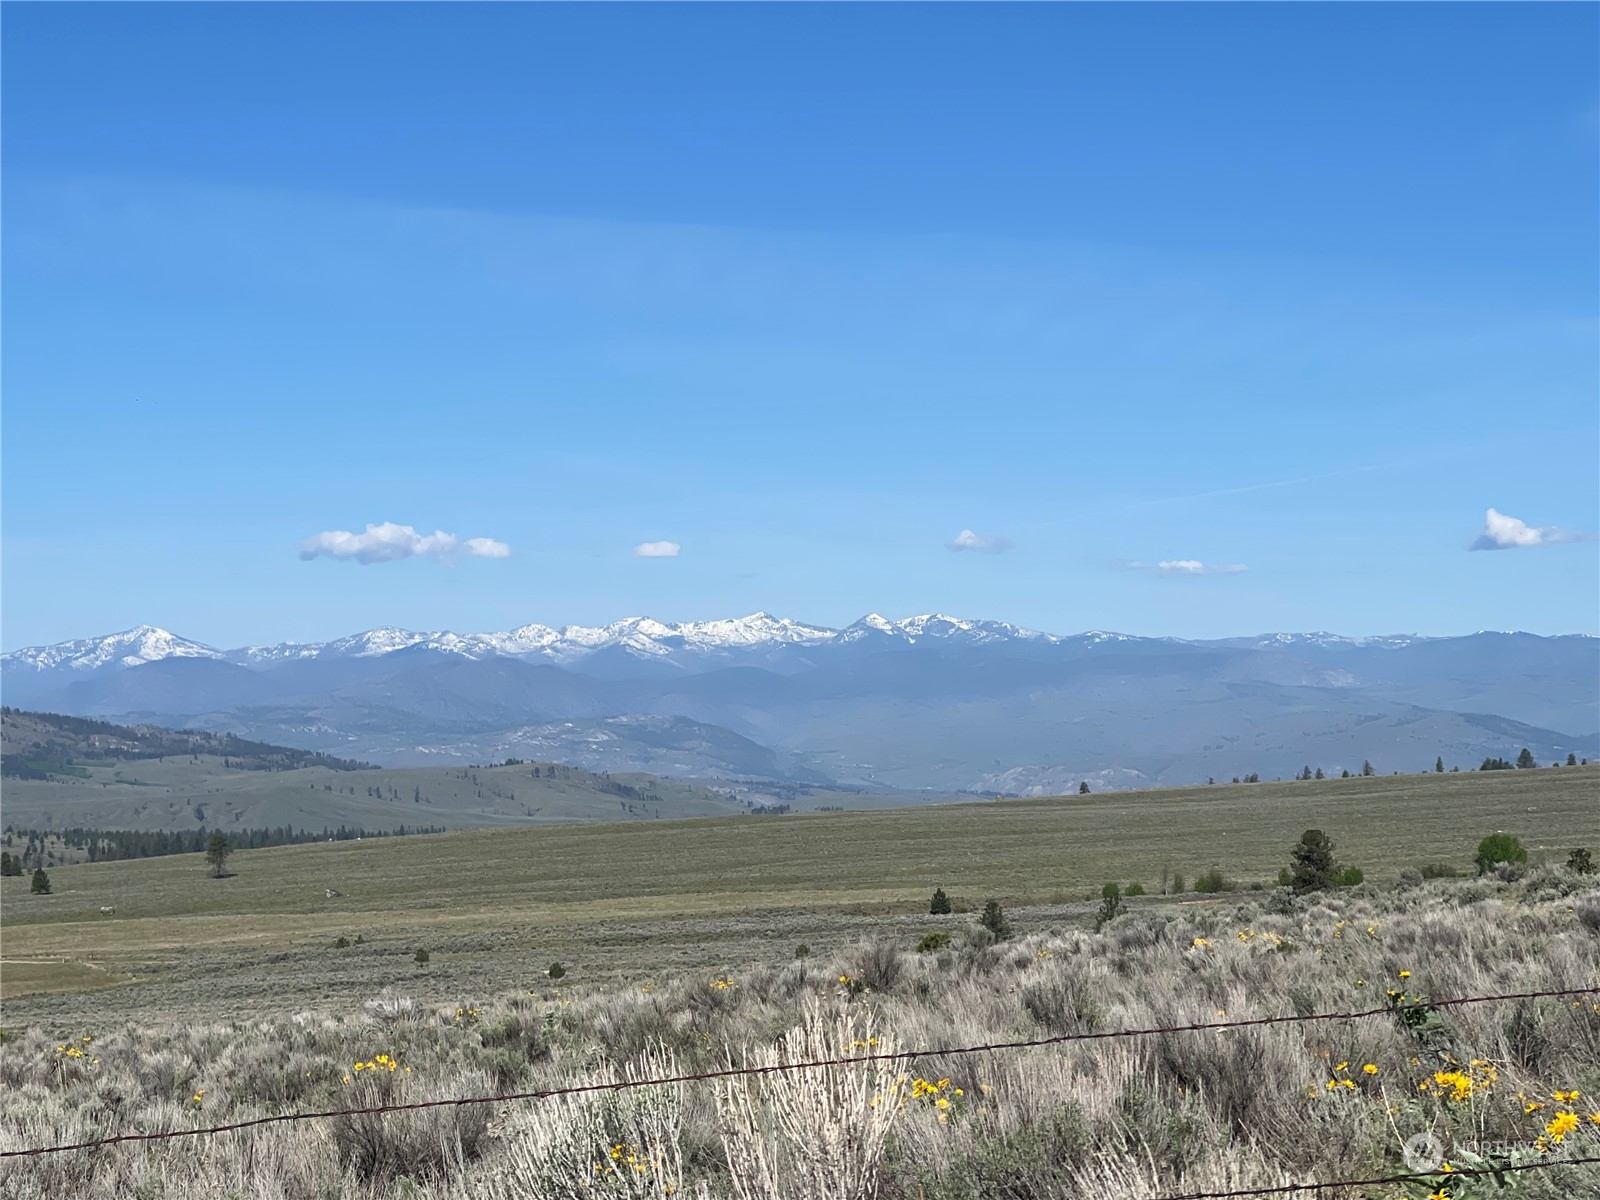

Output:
xmin=3 ymin=614 xmax=1594 ymax=795
xmin=0 ymin=612 xmax=1435 ymax=676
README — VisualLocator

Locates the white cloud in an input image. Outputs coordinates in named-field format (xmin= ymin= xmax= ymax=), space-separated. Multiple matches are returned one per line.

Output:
xmin=946 ymin=529 xmax=1015 ymax=554
xmin=1468 ymin=508 xmax=1579 ymax=551
xmin=1119 ymin=559 xmax=1248 ymax=577
xmin=299 ymin=522 xmax=510 ymax=565
xmin=462 ymin=537 xmax=512 ymax=559
xmin=1157 ymin=560 xmax=1248 ymax=576
xmin=634 ymin=540 xmax=681 ymax=558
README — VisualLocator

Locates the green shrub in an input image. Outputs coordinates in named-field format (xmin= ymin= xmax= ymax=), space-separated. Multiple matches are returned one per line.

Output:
xmin=794 ymin=943 xmax=810 ymax=958
xmin=413 ymin=949 xmax=430 ymax=965
xmin=1124 ymin=883 xmax=1145 ymax=897
xmin=334 ymin=936 xmax=351 ymax=949
xmin=1474 ymin=834 xmax=1527 ymax=875
xmin=1420 ymin=862 xmax=1459 ymax=879
xmin=1095 ymin=883 xmax=1125 ymax=930
xmin=1194 ymin=868 xmax=1228 ymax=894
xmin=1170 ymin=874 xmax=1186 ymax=894
xmin=917 ymin=932 xmax=951 ymax=953
xmin=1567 ymin=848 xmax=1594 ymax=875
xmin=547 ymin=962 xmax=566 ymax=979
xmin=929 ymin=887 xmax=952 ymax=915
xmin=979 ymin=899 xmax=1012 ymax=941
xmin=1334 ymin=866 xmax=1364 ymax=887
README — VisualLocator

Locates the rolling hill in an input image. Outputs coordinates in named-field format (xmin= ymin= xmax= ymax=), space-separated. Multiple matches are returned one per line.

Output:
xmin=0 ymin=709 xmax=749 ymax=832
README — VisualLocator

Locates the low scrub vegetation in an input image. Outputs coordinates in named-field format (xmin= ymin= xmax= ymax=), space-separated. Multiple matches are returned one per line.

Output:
xmin=2 ymin=868 xmax=1598 ymax=1198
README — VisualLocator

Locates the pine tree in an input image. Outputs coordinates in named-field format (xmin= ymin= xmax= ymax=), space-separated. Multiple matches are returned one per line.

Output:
xmin=205 ymin=832 xmax=233 ymax=878
xmin=929 ymin=887 xmax=951 ymax=915
xmin=1288 ymin=830 xmax=1336 ymax=894
xmin=1360 ymin=760 xmax=1375 ymax=777
xmin=1078 ymin=781 xmax=1090 ymax=795
xmin=1313 ymin=768 xmax=1325 ymax=780
xmin=1435 ymin=756 xmax=1444 ymax=773
xmin=1567 ymin=753 xmax=1578 ymax=767
xmin=30 ymin=867 xmax=51 ymax=895
xmin=1516 ymin=748 xmax=1537 ymax=769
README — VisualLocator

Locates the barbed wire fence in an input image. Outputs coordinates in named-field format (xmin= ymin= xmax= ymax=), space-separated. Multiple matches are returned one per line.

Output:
xmin=4 ymin=984 xmax=1598 ymax=1199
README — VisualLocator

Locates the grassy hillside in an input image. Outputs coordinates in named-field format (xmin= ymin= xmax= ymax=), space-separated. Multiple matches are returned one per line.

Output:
xmin=1 ymin=709 xmax=746 ymax=832
xmin=3 ymin=765 xmax=1594 ymax=1024
xmin=0 ymin=706 xmax=369 ymax=776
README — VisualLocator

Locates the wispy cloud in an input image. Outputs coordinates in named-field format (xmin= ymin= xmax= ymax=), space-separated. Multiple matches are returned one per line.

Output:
xmin=299 ymin=522 xmax=510 ymax=565
xmin=634 ymin=540 xmax=681 ymax=558
xmin=1468 ymin=508 xmax=1582 ymax=551
xmin=1119 ymin=559 xmax=1249 ymax=577
xmin=946 ymin=529 xmax=1015 ymax=554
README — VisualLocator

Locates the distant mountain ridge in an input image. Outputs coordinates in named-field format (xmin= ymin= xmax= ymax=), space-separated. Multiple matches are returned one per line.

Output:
xmin=3 ymin=615 xmax=1594 ymax=793
xmin=3 ymin=612 xmax=1494 ymax=676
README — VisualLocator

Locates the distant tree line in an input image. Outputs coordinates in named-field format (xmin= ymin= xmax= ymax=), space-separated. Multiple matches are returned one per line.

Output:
xmin=0 ymin=823 xmax=444 ymax=867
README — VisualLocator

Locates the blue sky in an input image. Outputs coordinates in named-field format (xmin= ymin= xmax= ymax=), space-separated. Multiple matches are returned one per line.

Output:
xmin=3 ymin=4 xmax=1596 ymax=650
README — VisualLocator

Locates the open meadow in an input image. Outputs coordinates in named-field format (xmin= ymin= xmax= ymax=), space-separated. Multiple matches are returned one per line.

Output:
xmin=2 ymin=766 xmax=1595 ymax=1025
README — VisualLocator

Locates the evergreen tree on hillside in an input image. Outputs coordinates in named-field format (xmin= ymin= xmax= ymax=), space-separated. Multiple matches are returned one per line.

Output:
xmin=1567 ymin=753 xmax=1578 ymax=767
xmin=205 ymin=832 xmax=233 ymax=878
xmin=1078 ymin=781 xmax=1090 ymax=795
xmin=1360 ymin=760 xmax=1375 ymax=777
xmin=929 ymin=887 xmax=951 ymax=915
xmin=30 ymin=867 xmax=51 ymax=895
xmin=1516 ymin=748 xmax=1537 ymax=769
xmin=0 ymin=851 xmax=20 ymax=877
xmin=1288 ymin=830 xmax=1336 ymax=894
xmin=1435 ymin=756 xmax=1444 ymax=773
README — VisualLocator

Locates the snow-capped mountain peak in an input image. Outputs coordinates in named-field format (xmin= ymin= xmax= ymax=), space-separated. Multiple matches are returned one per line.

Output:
xmin=2 ymin=626 xmax=224 ymax=674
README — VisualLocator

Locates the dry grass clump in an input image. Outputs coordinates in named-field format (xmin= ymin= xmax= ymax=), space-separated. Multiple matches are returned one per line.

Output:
xmin=2 ymin=873 xmax=1598 ymax=1199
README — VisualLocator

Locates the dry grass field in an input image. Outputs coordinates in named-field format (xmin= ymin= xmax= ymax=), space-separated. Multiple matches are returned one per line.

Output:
xmin=1 ymin=766 xmax=1595 ymax=1026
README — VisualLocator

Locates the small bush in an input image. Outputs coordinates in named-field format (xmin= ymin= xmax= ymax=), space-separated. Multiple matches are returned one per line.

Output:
xmin=1475 ymin=834 xmax=1527 ymax=875
xmin=978 ymin=900 xmax=1012 ymax=941
xmin=794 ymin=943 xmax=810 ymax=959
xmin=1170 ymin=874 xmax=1186 ymax=894
xmin=334 ymin=936 xmax=351 ymax=949
xmin=1567 ymin=848 xmax=1594 ymax=875
xmin=547 ymin=962 xmax=566 ymax=980
xmin=413 ymin=949 xmax=430 ymax=965
xmin=1124 ymin=883 xmax=1145 ymax=897
xmin=330 ymin=1073 xmax=490 ymax=1184
xmin=916 ymin=932 xmax=951 ymax=953
xmin=1194 ymin=868 xmax=1228 ymax=894
xmin=1095 ymin=883 xmax=1125 ymax=931
xmin=1420 ymin=862 xmax=1460 ymax=879
xmin=848 ymin=940 xmax=905 ymax=992
xmin=1334 ymin=866 xmax=1364 ymax=887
